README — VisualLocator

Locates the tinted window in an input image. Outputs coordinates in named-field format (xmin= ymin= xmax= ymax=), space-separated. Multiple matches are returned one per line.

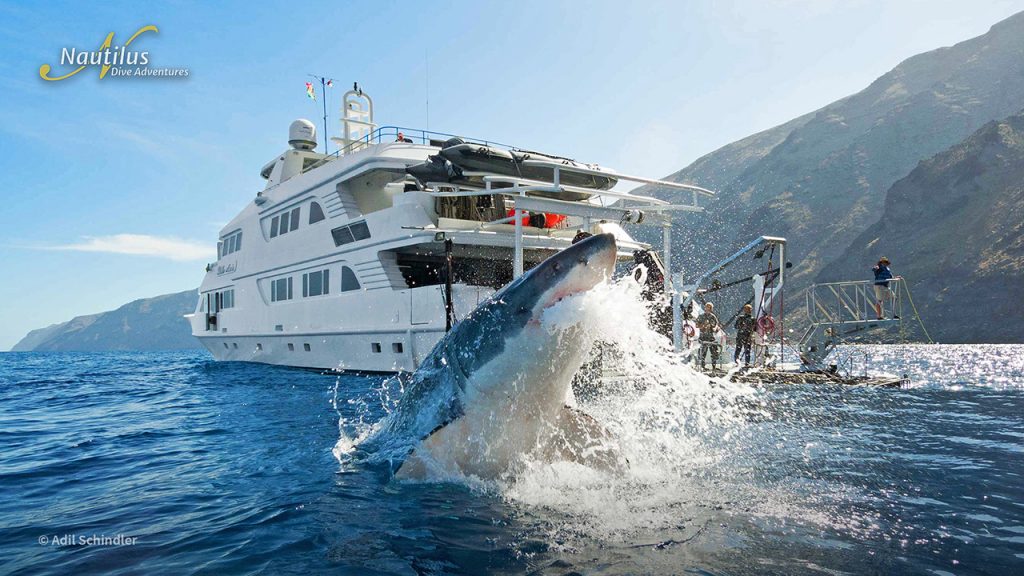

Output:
xmin=303 ymin=269 xmax=330 ymax=297
xmin=331 ymin=226 xmax=355 ymax=246
xmin=341 ymin=266 xmax=360 ymax=292
xmin=271 ymin=277 xmax=293 ymax=302
xmin=331 ymin=221 xmax=371 ymax=247
xmin=290 ymin=208 xmax=300 ymax=231
xmin=309 ymin=202 xmax=325 ymax=224
xmin=270 ymin=216 xmax=279 ymax=238
xmin=350 ymin=221 xmax=370 ymax=241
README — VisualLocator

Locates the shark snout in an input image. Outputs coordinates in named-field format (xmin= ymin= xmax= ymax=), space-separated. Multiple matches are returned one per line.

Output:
xmin=538 ymin=233 xmax=617 ymax=309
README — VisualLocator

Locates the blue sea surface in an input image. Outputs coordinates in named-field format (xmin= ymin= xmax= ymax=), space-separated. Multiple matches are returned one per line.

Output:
xmin=0 ymin=345 xmax=1022 ymax=575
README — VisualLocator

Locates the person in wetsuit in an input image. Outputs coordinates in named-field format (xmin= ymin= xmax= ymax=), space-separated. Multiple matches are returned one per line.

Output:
xmin=733 ymin=303 xmax=755 ymax=366
xmin=695 ymin=302 xmax=720 ymax=371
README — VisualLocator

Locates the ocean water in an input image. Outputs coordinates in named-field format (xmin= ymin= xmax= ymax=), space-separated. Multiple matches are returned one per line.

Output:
xmin=1 ymin=343 xmax=1022 ymax=575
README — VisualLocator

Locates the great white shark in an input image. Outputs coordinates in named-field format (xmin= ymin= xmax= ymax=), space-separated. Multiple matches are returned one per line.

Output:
xmin=364 ymin=233 xmax=624 ymax=480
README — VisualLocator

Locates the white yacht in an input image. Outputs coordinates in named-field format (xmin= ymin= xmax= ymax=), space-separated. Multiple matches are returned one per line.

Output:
xmin=188 ymin=86 xmax=711 ymax=371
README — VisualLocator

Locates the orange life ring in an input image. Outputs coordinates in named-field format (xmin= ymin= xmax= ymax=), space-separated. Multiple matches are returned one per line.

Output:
xmin=758 ymin=316 xmax=776 ymax=333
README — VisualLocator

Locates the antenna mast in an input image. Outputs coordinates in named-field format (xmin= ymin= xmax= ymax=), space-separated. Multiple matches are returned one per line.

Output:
xmin=307 ymin=74 xmax=334 ymax=154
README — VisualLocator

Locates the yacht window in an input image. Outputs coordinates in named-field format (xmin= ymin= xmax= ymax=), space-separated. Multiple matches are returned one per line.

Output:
xmin=331 ymin=226 xmax=354 ymax=246
xmin=274 ymin=207 xmax=300 ymax=237
xmin=341 ymin=266 xmax=360 ymax=292
xmin=271 ymin=277 xmax=293 ymax=302
xmin=302 ymin=157 xmax=321 ymax=172
xmin=219 ymin=231 xmax=243 ymax=255
xmin=215 ymin=289 xmax=235 ymax=309
xmin=302 ymin=269 xmax=329 ymax=297
xmin=331 ymin=220 xmax=371 ymax=247
xmin=309 ymin=202 xmax=325 ymax=224
xmin=350 ymin=221 xmax=371 ymax=241
xmin=303 ymin=343 xmax=311 ymax=352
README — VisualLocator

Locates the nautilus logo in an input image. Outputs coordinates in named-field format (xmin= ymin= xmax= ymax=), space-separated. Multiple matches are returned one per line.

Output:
xmin=38 ymin=25 xmax=189 ymax=81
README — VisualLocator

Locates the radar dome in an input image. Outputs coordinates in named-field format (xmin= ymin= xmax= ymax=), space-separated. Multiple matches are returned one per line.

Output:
xmin=289 ymin=119 xmax=317 ymax=150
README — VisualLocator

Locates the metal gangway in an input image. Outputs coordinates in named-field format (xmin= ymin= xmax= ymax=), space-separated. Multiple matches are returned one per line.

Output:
xmin=798 ymin=279 xmax=906 ymax=369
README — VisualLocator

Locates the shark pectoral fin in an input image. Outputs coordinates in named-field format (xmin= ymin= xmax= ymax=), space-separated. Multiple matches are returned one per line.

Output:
xmin=544 ymin=406 xmax=628 ymax=473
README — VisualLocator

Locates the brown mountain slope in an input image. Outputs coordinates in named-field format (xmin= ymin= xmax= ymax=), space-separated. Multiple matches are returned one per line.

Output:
xmin=635 ymin=11 xmax=1024 ymax=323
xmin=820 ymin=111 xmax=1024 ymax=343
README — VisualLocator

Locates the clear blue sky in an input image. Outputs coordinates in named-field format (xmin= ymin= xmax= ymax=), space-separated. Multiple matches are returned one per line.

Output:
xmin=1 ymin=0 xmax=1022 ymax=350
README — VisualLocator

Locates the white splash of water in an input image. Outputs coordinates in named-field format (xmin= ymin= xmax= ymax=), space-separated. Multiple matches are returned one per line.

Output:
xmin=503 ymin=276 xmax=832 ymax=542
xmin=329 ymin=274 xmax=857 ymax=543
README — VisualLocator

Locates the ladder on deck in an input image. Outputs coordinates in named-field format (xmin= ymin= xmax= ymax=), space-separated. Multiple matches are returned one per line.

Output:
xmin=798 ymin=279 xmax=906 ymax=369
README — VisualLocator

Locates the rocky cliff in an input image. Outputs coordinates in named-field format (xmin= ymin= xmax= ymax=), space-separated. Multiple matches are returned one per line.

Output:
xmin=633 ymin=11 xmax=1024 ymax=342
xmin=820 ymin=111 xmax=1024 ymax=343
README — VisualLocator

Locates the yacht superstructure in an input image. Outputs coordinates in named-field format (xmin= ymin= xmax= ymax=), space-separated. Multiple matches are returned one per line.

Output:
xmin=188 ymin=86 xmax=711 ymax=371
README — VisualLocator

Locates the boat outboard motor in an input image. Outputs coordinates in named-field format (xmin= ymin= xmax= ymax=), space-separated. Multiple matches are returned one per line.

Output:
xmin=406 ymin=154 xmax=463 ymax=185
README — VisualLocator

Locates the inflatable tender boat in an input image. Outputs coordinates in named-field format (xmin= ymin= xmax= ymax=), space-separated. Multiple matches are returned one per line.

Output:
xmin=406 ymin=138 xmax=618 ymax=201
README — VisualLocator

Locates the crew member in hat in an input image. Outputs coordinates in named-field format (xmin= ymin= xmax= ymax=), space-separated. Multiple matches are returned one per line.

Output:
xmin=872 ymin=256 xmax=899 ymax=320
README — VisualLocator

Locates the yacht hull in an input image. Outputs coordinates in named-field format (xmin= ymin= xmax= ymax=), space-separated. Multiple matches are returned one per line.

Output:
xmin=196 ymin=328 xmax=446 ymax=372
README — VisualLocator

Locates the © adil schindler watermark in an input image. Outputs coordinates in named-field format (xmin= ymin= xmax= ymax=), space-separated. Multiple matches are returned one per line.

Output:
xmin=39 ymin=533 xmax=139 ymax=547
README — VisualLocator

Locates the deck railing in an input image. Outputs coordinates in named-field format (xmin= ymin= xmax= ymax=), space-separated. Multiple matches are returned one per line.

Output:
xmin=805 ymin=279 xmax=904 ymax=325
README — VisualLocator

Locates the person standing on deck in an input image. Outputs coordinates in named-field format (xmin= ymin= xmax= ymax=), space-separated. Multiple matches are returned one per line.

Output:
xmin=872 ymin=257 xmax=900 ymax=320
xmin=733 ymin=304 xmax=755 ymax=366
xmin=696 ymin=302 xmax=720 ymax=371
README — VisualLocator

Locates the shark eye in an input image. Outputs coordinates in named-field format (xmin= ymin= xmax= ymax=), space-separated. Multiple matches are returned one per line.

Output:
xmin=552 ymin=262 xmax=561 ymax=272
xmin=579 ymin=256 xmax=589 ymax=266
